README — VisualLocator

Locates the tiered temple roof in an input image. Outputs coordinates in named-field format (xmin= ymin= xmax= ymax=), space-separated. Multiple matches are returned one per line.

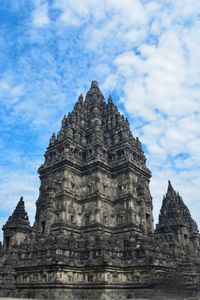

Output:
xmin=40 ymin=80 xmax=147 ymax=173
xmin=156 ymin=180 xmax=198 ymax=234
xmin=3 ymin=197 xmax=30 ymax=231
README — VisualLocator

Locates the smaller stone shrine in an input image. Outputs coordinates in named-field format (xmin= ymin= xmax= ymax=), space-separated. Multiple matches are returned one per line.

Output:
xmin=2 ymin=197 xmax=31 ymax=251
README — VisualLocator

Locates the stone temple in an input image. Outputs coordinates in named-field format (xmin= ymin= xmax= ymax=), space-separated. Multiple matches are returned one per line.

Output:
xmin=0 ymin=81 xmax=200 ymax=300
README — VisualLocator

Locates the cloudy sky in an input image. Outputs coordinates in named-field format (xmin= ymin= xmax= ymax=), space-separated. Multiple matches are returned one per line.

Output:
xmin=0 ymin=0 xmax=200 ymax=240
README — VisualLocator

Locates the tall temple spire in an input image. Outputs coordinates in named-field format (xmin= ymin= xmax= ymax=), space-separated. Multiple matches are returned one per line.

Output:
xmin=40 ymin=81 xmax=149 ymax=173
xmin=167 ymin=180 xmax=174 ymax=193
xmin=78 ymin=93 xmax=84 ymax=103
xmin=85 ymin=80 xmax=104 ymax=105
xmin=37 ymin=81 xmax=152 ymax=238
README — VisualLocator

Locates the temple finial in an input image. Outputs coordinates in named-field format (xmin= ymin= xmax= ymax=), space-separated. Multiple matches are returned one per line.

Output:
xmin=78 ymin=93 xmax=84 ymax=102
xmin=49 ymin=132 xmax=56 ymax=146
xmin=85 ymin=81 xmax=104 ymax=104
xmin=91 ymin=80 xmax=99 ymax=88
xmin=167 ymin=180 xmax=175 ymax=194
xmin=108 ymin=95 xmax=113 ymax=104
xmin=135 ymin=137 xmax=142 ymax=150
xmin=15 ymin=196 xmax=25 ymax=211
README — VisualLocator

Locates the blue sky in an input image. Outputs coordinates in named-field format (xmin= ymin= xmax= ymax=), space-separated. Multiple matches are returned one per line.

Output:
xmin=0 ymin=0 xmax=200 ymax=241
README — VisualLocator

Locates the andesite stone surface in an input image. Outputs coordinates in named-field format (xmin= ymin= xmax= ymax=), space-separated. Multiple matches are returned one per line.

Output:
xmin=0 ymin=81 xmax=200 ymax=300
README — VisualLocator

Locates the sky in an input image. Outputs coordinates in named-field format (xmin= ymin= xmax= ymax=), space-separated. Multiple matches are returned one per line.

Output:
xmin=0 ymin=0 xmax=200 ymax=241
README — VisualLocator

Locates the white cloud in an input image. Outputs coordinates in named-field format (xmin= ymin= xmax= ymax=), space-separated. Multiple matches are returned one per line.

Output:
xmin=53 ymin=0 xmax=105 ymax=25
xmin=0 ymin=81 xmax=24 ymax=106
xmin=32 ymin=1 xmax=50 ymax=27
xmin=101 ymin=74 xmax=120 ymax=91
xmin=0 ymin=82 xmax=9 ymax=90
xmin=107 ymin=0 xmax=147 ymax=26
